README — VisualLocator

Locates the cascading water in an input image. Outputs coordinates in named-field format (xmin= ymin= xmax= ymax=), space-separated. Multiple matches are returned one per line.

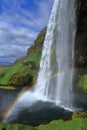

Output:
xmin=2 ymin=0 xmax=85 ymax=125
xmin=35 ymin=0 xmax=76 ymax=109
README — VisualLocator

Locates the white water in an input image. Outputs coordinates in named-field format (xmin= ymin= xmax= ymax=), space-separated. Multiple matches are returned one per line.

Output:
xmin=35 ymin=0 xmax=76 ymax=109
xmin=3 ymin=1 xmax=77 ymax=124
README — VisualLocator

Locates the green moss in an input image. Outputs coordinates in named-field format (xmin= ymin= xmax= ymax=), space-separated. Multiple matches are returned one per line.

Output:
xmin=78 ymin=74 xmax=87 ymax=91
xmin=72 ymin=111 xmax=87 ymax=119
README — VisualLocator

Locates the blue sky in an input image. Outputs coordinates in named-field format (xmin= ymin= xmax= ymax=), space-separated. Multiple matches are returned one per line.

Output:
xmin=0 ymin=0 xmax=54 ymax=64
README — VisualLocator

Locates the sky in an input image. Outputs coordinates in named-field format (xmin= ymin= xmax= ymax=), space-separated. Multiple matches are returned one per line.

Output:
xmin=0 ymin=0 xmax=54 ymax=65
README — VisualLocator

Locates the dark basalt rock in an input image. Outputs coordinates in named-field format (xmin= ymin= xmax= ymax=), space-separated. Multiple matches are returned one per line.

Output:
xmin=75 ymin=0 xmax=87 ymax=67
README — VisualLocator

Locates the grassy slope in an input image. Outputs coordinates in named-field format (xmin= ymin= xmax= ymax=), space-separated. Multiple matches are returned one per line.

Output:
xmin=0 ymin=123 xmax=36 ymax=130
xmin=0 ymin=66 xmax=10 ymax=78
xmin=0 ymin=66 xmax=10 ymax=72
xmin=37 ymin=112 xmax=87 ymax=130
xmin=0 ymin=28 xmax=46 ymax=89
xmin=0 ymin=117 xmax=87 ymax=130
xmin=0 ymin=51 xmax=41 ymax=88
xmin=0 ymin=23 xmax=87 ymax=91
xmin=37 ymin=119 xmax=87 ymax=130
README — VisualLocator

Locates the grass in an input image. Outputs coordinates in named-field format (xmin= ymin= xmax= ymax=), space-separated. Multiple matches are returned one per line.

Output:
xmin=0 ymin=112 xmax=87 ymax=130
xmin=0 ymin=50 xmax=42 ymax=89
xmin=0 ymin=66 xmax=10 ymax=77
xmin=36 ymin=118 xmax=87 ymax=130
xmin=0 ymin=86 xmax=15 ymax=90
xmin=23 ymin=50 xmax=42 ymax=65
xmin=0 ymin=66 xmax=10 ymax=71
xmin=0 ymin=28 xmax=44 ymax=90
xmin=0 ymin=64 xmax=23 ymax=85
xmin=0 ymin=118 xmax=87 ymax=130
xmin=0 ymin=123 xmax=36 ymax=130
xmin=0 ymin=63 xmax=36 ymax=85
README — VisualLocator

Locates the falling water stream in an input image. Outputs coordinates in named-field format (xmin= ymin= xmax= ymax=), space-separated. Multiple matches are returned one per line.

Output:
xmin=35 ymin=0 xmax=76 ymax=109
xmin=1 ymin=0 xmax=78 ymax=125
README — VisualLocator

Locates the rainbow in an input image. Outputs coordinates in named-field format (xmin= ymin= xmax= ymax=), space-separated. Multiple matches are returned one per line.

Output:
xmin=3 ymin=68 xmax=76 ymax=124
xmin=3 ymin=83 xmax=36 ymax=124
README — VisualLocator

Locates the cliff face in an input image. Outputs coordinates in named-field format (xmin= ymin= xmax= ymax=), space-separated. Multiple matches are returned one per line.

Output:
xmin=27 ymin=27 xmax=46 ymax=55
xmin=27 ymin=0 xmax=87 ymax=68
xmin=75 ymin=0 xmax=87 ymax=66
xmin=0 ymin=0 xmax=87 ymax=90
xmin=27 ymin=0 xmax=87 ymax=92
xmin=74 ymin=0 xmax=87 ymax=93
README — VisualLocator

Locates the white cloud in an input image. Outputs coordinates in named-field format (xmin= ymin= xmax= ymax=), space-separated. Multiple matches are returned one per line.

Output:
xmin=0 ymin=21 xmax=37 ymax=57
xmin=0 ymin=0 xmax=54 ymax=64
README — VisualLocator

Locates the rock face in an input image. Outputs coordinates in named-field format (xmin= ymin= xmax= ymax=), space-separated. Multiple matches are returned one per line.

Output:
xmin=27 ymin=27 xmax=46 ymax=55
xmin=27 ymin=0 xmax=87 ymax=68
xmin=74 ymin=0 xmax=87 ymax=93
xmin=0 ymin=0 xmax=87 ymax=90
xmin=75 ymin=0 xmax=87 ymax=67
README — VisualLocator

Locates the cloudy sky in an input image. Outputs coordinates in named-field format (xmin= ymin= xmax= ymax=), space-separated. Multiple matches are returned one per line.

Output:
xmin=0 ymin=0 xmax=54 ymax=65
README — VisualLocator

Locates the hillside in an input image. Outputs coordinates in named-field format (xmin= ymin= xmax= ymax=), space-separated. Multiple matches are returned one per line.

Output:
xmin=0 ymin=0 xmax=87 ymax=92
xmin=0 ymin=0 xmax=87 ymax=129
xmin=0 ymin=28 xmax=46 ymax=89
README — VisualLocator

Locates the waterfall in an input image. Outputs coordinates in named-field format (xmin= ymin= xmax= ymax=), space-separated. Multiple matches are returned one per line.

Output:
xmin=35 ymin=0 xmax=76 ymax=109
xmin=2 ymin=1 xmax=77 ymax=125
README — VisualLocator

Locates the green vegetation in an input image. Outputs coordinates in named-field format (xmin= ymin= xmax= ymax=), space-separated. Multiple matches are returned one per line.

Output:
xmin=0 ymin=61 xmax=37 ymax=89
xmin=0 ymin=111 xmax=87 ymax=130
xmin=0 ymin=20 xmax=87 ymax=92
xmin=37 ymin=112 xmax=87 ymax=130
xmin=0 ymin=66 xmax=10 ymax=78
xmin=23 ymin=50 xmax=42 ymax=65
xmin=0 ymin=86 xmax=15 ymax=90
xmin=0 ymin=66 xmax=10 ymax=72
xmin=27 ymin=27 xmax=46 ymax=55
xmin=78 ymin=74 xmax=87 ymax=90
xmin=0 ymin=115 xmax=87 ymax=130
xmin=76 ymin=74 xmax=87 ymax=93
xmin=72 ymin=111 xmax=87 ymax=119
xmin=0 ymin=123 xmax=36 ymax=130
xmin=37 ymin=119 xmax=87 ymax=130
xmin=0 ymin=28 xmax=46 ymax=89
